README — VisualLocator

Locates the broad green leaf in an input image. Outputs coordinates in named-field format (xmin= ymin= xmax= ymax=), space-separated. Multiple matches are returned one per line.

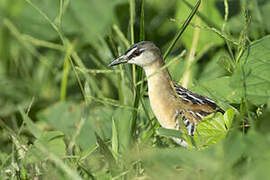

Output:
xmin=230 ymin=35 xmax=270 ymax=105
xmin=24 ymin=131 xmax=66 ymax=164
xmin=194 ymin=112 xmax=226 ymax=148
xmin=224 ymin=109 xmax=234 ymax=129
xmin=194 ymin=109 xmax=235 ymax=148
xmin=37 ymin=102 xmax=82 ymax=138
xmin=157 ymin=109 xmax=235 ymax=149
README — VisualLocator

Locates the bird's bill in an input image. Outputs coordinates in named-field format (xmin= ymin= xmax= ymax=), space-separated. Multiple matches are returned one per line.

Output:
xmin=108 ymin=55 xmax=128 ymax=67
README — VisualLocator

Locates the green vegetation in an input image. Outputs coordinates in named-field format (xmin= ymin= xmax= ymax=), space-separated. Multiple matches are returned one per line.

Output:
xmin=0 ymin=0 xmax=270 ymax=179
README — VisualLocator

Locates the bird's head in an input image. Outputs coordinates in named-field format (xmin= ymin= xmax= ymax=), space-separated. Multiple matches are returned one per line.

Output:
xmin=108 ymin=41 xmax=161 ymax=68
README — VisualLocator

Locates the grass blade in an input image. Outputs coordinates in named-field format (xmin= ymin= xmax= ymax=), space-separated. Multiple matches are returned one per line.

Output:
xmin=163 ymin=0 xmax=201 ymax=61
xmin=131 ymin=0 xmax=146 ymax=140
xmin=111 ymin=118 xmax=119 ymax=161
xmin=60 ymin=42 xmax=75 ymax=101
xmin=95 ymin=132 xmax=116 ymax=169
xmin=182 ymin=0 xmax=219 ymax=30
xmin=139 ymin=0 xmax=145 ymax=41
xmin=156 ymin=127 xmax=183 ymax=139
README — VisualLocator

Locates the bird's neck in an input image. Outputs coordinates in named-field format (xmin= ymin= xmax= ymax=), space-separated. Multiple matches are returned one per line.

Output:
xmin=143 ymin=60 xmax=180 ymax=129
xmin=143 ymin=59 xmax=172 ymax=88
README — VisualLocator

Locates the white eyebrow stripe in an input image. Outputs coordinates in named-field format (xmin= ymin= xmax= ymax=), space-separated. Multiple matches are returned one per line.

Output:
xmin=125 ymin=47 xmax=137 ymax=57
xmin=140 ymin=47 xmax=147 ymax=51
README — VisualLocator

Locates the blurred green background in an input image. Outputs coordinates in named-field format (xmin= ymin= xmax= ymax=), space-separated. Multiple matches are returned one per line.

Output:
xmin=0 ymin=0 xmax=270 ymax=179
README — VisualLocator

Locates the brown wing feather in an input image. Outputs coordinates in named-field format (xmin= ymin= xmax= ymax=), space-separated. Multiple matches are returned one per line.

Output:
xmin=173 ymin=82 xmax=224 ymax=123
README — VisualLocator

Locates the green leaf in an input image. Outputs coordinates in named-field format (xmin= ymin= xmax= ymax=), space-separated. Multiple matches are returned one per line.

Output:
xmin=24 ymin=131 xmax=66 ymax=164
xmin=37 ymin=102 xmax=82 ymax=138
xmin=230 ymin=35 xmax=270 ymax=105
xmin=194 ymin=109 xmax=235 ymax=148
xmin=194 ymin=112 xmax=225 ymax=147
xmin=111 ymin=118 xmax=119 ymax=160
xmin=157 ymin=109 xmax=235 ymax=149
xmin=224 ymin=109 xmax=235 ymax=129
xmin=19 ymin=108 xmax=42 ymax=138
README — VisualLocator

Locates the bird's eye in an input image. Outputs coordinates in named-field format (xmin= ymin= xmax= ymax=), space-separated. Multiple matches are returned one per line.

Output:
xmin=133 ymin=49 xmax=141 ymax=56
xmin=128 ymin=49 xmax=142 ymax=59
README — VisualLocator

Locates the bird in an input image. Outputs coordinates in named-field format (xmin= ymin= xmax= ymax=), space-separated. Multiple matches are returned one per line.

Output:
xmin=108 ymin=41 xmax=224 ymax=147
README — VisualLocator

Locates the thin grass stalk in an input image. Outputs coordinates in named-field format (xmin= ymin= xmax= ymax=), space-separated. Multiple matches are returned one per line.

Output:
xmin=181 ymin=11 xmax=201 ymax=88
xmin=170 ymin=18 xmax=239 ymax=46
xmin=131 ymin=0 xmax=145 ymax=140
xmin=57 ymin=0 xmax=63 ymax=30
xmin=24 ymin=0 xmax=90 ymax=102
xmin=163 ymin=0 xmax=201 ymax=61
xmin=129 ymin=0 xmax=136 ymax=98
xmin=221 ymin=0 xmax=236 ymax=63
xmin=60 ymin=58 xmax=70 ymax=101
xmin=113 ymin=25 xmax=130 ymax=48
xmin=60 ymin=43 xmax=75 ymax=101
xmin=111 ymin=118 xmax=119 ymax=162
xmin=22 ymin=35 xmax=64 ymax=51
xmin=24 ymin=0 xmax=65 ymax=43
xmin=182 ymin=0 xmax=219 ymax=30
xmin=69 ymin=56 xmax=87 ymax=101
xmin=222 ymin=0 xmax=229 ymax=32
xmin=3 ymin=19 xmax=55 ymax=73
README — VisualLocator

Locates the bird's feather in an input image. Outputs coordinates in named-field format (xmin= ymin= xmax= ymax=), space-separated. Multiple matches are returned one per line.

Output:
xmin=173 ymin=82 xmax=224 ymax=136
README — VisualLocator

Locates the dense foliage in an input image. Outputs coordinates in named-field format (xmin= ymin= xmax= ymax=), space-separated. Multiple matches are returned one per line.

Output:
xmin=0 ymin=0 xmax=270 ymax=179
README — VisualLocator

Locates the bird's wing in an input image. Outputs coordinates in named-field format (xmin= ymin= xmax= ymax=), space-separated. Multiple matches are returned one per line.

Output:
xmin=173 ymin=82 xmax=224 ymax=125
xmin=173 ymin=82 xmax=218 ymax=109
